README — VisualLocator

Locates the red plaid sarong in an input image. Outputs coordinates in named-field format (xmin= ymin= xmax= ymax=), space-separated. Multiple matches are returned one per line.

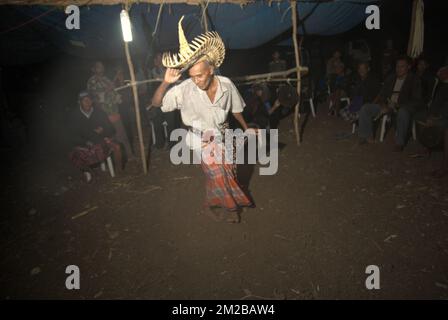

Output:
xmin=200 ymin=140 xmax=253 ymax=211
xmin=69 ymin=142 xmax=111 ymax=170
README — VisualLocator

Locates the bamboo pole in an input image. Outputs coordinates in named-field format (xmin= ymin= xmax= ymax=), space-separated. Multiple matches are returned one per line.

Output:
xmin=123 ymin=9 xmax=147 ymax=175
xmin=232 ymin=66 xmax=307 ymax=82
xmin=291 ymin=0 xmax=301 ymax=146
xmin=114 ymin=67 xmax=309 ymax=92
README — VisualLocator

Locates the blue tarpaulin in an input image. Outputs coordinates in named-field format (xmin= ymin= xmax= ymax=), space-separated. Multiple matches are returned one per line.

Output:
xmin=1 ymin=1 xmax=377 ymax=64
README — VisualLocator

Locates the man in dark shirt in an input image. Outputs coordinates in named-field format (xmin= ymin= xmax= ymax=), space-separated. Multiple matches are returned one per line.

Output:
xmin=69 ymin=91 xmax=123 ymax=181
xmin=358 ymin=56 xmax=423 ymax=151
xmin=340 ymin=62 xmax=380 ymax=122
xmin=415 ymin=58 xmax=436 ymax=105
xmin=415 ymin=66 xmax=448 ymax=177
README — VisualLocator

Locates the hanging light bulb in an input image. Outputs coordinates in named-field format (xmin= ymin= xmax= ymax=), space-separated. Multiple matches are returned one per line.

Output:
xmin=120 ymin=9 xmax=133 ymax=42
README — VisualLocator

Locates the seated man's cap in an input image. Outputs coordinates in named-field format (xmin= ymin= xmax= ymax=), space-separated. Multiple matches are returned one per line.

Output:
xmin=79 ymin=90 xmax=90 ymax=99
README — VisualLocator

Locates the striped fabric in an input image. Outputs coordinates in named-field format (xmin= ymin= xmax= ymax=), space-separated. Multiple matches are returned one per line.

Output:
xmin=201 ymin=140 xmax=253 ymax=212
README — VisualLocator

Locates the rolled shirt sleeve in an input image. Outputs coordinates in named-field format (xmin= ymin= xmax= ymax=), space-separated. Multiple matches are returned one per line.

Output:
xmin=161 ymin=84 xmax=183 ymax=112
xmin=228 ymin=80 xmax=245 ymax=113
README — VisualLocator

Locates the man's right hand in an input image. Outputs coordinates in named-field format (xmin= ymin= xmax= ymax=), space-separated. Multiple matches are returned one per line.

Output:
xmin=380 ymin=104 xmax=391 ymax=114
xmin=164 ymin=68 xmax=181 ymax=84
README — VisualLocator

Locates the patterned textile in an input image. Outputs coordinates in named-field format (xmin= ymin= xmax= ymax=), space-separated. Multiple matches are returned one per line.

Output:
xmin=87 ymin=75 xmax=120 ymax=115
xmin=199 ymin=122 xmax=253 ymax=211
xmin=340 ymin=107 xmax=360 ymax=122
xmin=69 ymin=142 xmax=111 ymax=170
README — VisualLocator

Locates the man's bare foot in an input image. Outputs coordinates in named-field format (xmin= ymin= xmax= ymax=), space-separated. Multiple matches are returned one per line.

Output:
xmin=226 ymin=210 xmax=241 ymax=224
xmin=202 ymin=207 xmax=222 ymax=222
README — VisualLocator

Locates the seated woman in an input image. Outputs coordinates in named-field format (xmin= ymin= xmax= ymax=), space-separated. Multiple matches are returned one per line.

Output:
xmin=339 ymin=62 xmax=380 ymax=122
xmin=69 ymin=91 xmax=123 ymax=182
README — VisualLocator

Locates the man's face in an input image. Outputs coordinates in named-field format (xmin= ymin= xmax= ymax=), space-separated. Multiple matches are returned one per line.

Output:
xmin=154 ymin=54 xmax=162 ymax=67
xmin=417 ymin=60 xmax=427 ymax=74
xmin=395 ymin=59 xmax=410 ymax=78
xmin=334 ymin=51 xmax=342 ymax=59
xmin=94 ymin=62 xmax=104 ymax=76
xmin=358 ymin=64 xmax=369 ymax=78
xmin=188 ymin=61 xmax=214 ymax=91
xmin=116 ymin=69 xmax=124 ymax=81
xmin=80 ymin=96 xmax=93 ymax=112
xmin=272 ymin=51 xmax=280 ymax=60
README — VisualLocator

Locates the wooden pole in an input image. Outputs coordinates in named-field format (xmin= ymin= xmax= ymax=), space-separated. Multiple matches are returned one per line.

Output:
xmin=291 ymin=0 xmax=301 ymax=146
xmin=123 ymin=11 xmax=147 ymax=175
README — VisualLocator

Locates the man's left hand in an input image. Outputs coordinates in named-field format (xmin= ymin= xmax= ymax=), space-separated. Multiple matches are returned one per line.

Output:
xmin=94 ymin=126 xmax=104 ymax=134
xmin=245 ymin=128 xmax=259 ymax=135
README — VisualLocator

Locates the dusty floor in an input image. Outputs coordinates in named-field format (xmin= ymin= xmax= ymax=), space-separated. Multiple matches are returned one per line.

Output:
xmin=1 ymin=110 xmax=448 ymax=300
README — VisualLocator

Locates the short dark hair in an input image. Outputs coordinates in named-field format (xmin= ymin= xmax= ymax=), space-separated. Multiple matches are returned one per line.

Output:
xmin=396 ymin=55 xmax=412 ymax=66
xmin=357 ymin=61 xmax=370 ymax=69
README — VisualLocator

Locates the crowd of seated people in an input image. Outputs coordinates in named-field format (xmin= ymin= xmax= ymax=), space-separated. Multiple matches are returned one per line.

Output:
xmin=67 ymin=57 xmax=187 ymax=182
xmin=67 ymin=49 xmax=448 ymax=182
xmin=357 ymin=55 xmax=423 ymax=151
xmin=321 ymin=46 xmax=448 ymax=176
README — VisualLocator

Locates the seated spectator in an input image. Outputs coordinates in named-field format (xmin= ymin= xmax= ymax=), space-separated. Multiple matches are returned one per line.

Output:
xmin=358 ymin=56 xmax=423 ymax=151
xmin=328 ymin=63 xmax=349 ymax=115
xmin=415 ymin=57 xmax=436 ymax=105
xmin=244 ymin=83 xmax=272 ymax=129
xmin=340 ymin=62 xmax=380 ymax=122
xmin=268 ymin=50 xmax=287 ymax=74
xmin=69 ymin=91 xmax=123 ymax=182
xmin=87 ymin=61 xmax=133 ymax=158
xmin=415 ymin=66 xmax=448 ymax=176
xmin=113 ymin=65 xmax=135 ymax=156
xmin=326 ymin=49 xmax=345 ymax=90
xmin=147 ymin=54 xmax=180 ymax=150
xmin=381 ymin=39 xmax=398 ymax=80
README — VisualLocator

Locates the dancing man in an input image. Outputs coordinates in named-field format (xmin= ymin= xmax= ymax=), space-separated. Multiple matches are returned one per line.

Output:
xmin=151 ymin=16 xmax=255 ymax=223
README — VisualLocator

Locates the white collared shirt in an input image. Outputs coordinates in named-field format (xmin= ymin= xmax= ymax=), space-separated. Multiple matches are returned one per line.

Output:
xmin=161 ymin=76 xmax=245 ymax=149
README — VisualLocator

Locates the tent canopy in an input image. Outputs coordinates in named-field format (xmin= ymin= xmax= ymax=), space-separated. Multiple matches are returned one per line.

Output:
xmin=0 ymin=0 xmax=377 ymax=64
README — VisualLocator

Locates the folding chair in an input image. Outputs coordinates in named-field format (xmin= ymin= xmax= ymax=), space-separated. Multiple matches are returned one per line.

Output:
xmin=100 ymin=155 xmax=115 ymax=177
xmin=149 ymin=120 xmax=169 ymax=146
xmin=378 ymin=113 xmax=417 ymax=142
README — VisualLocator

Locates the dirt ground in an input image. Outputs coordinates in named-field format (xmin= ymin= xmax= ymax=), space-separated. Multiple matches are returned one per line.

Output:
xmin=1 ymin=105 xmax=448 ymax=300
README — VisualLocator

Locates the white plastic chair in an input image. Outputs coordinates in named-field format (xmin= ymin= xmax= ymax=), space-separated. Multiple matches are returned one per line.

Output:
xmin=307 ymin=98 xmax=316 ymax=118
xmin=378 ymin=114 xmax=417 ymax=142
xmin=149 ymin=120 xmax=168 ymax=146
xmin=100 ymin=155 xmax=115 ymax=177
xmin=352 ymin=122 xmax=357 ymax=134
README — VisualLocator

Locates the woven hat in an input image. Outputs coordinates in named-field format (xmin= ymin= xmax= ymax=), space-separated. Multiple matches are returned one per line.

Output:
xmin=162 ymin=16 xmax=225 ymax=71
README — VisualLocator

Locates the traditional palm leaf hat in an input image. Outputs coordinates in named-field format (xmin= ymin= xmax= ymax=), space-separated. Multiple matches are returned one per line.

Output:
xmin=162 ymin=16 xmax=225 ymax=71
